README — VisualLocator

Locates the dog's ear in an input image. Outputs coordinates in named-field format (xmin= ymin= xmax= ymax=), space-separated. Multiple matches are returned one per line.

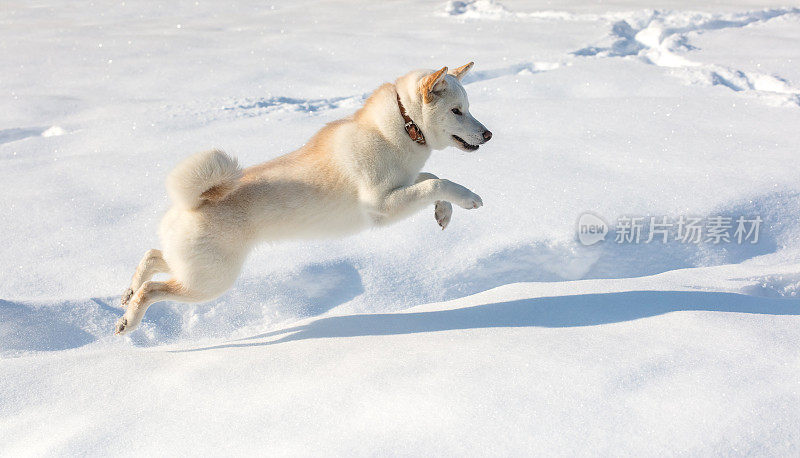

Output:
xmin=420 ymin=67 xmax=448 ymax=103
xmin=449 ymin=61 xmax=474 ymax=81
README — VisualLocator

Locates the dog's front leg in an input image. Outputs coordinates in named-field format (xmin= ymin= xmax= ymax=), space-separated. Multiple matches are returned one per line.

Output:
xmin=416 ymin=173 xmax=453 ymax=230
xmin=376 ymin=176 xmax=482 ymax=226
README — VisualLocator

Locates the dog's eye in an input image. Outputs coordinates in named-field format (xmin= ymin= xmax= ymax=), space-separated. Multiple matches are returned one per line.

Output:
xmin=451 ymin=108 xmax=462 ymax=116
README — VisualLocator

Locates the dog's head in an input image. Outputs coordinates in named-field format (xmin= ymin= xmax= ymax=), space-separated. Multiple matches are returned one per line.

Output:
xmin=399 ymin=62 xmax=492 ymax=152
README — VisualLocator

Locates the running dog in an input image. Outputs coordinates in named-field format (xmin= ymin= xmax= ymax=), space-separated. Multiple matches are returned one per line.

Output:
xmin=116 ymin=62 xmax=492 ymax=335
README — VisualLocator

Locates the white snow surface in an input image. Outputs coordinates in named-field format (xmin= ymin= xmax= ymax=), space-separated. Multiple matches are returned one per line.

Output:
xmin=2 ymin=0 xmax=800 ymax=455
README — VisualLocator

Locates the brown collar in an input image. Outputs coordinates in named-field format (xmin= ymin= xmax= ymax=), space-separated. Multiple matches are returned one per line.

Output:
xmin=396 ymin=91 xmax=426 ymax=145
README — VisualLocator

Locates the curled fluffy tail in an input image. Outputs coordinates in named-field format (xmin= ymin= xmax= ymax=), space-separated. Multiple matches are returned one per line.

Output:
xmin=166 ymin=149 xmax=242 ymax=210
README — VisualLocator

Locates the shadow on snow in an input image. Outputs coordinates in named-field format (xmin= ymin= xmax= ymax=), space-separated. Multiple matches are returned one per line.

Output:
xmin=175 ymin=290 xmax=799 ymax=352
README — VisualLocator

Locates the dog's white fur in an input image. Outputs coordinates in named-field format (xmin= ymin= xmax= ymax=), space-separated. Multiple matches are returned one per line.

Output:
xmin=115 ymin=63 xmax=492 ymax=335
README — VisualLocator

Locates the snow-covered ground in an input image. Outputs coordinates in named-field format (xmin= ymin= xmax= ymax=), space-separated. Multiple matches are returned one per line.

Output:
xmin=2 ymin=0 xmax=800 ymax=455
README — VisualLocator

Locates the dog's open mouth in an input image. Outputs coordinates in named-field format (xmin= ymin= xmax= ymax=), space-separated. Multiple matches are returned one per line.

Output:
xmin=452 ymin=135 xmax=479 ymax=151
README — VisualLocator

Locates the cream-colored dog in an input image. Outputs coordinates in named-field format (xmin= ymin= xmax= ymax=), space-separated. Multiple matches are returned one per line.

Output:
xmin=115 ymin=63 xmax=492 ymax=335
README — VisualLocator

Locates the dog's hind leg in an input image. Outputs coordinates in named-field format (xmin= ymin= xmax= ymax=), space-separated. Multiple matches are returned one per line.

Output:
xmin=121 ymin=249 xmax=170 ymax=306
xmin=114 ymin=279 xmax=202 ymax=335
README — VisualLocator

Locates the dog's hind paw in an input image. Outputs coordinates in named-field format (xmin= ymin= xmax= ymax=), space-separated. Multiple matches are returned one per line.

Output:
xmin=114 ymin=317 xmax=129 ymax=335
xmin=435 ymin=200 xmax=452 ymax=230
xmin=120 ymin=288 xmax=134 ymax=307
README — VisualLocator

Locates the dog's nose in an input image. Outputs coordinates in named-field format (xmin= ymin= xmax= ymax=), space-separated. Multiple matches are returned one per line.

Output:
xmin=483 ymin=130 xmax=492 ymax=141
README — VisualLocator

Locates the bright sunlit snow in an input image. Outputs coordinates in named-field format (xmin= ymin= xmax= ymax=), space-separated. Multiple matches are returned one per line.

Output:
xmin=1 ymin=0 xmax=799 ymax=455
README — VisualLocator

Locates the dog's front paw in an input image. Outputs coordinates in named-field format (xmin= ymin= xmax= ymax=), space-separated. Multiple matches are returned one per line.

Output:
xmin=455 ymin=191 xmax=483 ymax=210
xmin=440 ymin=180 xmax=482 ymax=210
xmin=121 ymin=288 xmax=134 ymax=307
xmin=435 ymin=201 xmax=452 ymax=230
